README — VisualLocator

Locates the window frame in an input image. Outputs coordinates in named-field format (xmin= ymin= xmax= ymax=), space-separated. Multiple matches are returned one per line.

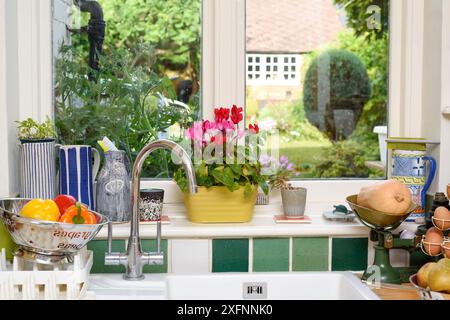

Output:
xmin=3 ymin=0 xmax=447 ymax=202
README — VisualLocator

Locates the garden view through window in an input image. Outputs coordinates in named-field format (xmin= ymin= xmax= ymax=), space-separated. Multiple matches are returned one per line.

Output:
xmin=52 ymin=0 xmax=388 ymax=180
xmin=246 ymin=0 xmax=389 ymax=179
xmin=52 ymin=0 xmax=201 ymax=178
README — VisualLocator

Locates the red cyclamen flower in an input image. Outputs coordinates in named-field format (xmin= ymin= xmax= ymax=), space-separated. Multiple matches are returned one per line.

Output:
xmin=230 ymin=104 xmax=243 ymax=125
xmin=214 ymin=107 xmax=230 ymax=122
xmin=249 ymin=123 xmax=259 ymax=134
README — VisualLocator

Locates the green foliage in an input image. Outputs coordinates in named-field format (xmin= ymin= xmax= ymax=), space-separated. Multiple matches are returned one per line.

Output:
xmin=338 ymin=31 xmax=388 ymax=159
xmin=303 ymin=49 xmax=371 ymax=140
xmin=72 ymin=0 xmax=201 ymax=74
xmin=55 ymin=44 xmax=195 ymax=177
xmin=303 ymin=49 xmax=372 ymax=109
xmin=313 ymin=140 xmax=375 ymax=178
xmin=334 ymin=0 xmax=389 ymax=41
xmin=258 ymin=102 xmax=328 ymax=142
xmin=175 ymin=159 xmax=268 ymax=197
xmin=16 ymin=117 xmax=56 ymax=140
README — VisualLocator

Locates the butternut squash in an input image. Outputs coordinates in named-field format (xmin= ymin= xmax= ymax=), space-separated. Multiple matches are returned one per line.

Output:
xmin=357 ymin=180 xmax=412 ymax=214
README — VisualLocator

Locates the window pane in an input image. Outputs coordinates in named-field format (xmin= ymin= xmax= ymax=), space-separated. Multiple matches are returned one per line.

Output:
xmin=52 ymin=0 xmax=202 ymax=178
xmin=246 ymin=0 xmax=389 ymax=179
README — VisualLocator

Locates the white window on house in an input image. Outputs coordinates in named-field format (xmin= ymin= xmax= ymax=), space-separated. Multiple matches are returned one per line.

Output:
xmin=246 ymin=53 xmax=302 ymax=86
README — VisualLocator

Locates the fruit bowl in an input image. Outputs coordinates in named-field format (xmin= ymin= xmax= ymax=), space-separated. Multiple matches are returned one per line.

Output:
xmin=346 ymin=195 xmax=417 ymax=230
xmin=0 ymin=198 xmax=109 ymax=264
xmin=409 ymin=274 xmax=434 ymax=300
xmin=409 ymin=274 xmax=450 ymax=300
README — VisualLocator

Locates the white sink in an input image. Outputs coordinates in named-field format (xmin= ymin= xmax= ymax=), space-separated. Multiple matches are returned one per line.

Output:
xmin=88 ymin=272 xmax=379 ymax=300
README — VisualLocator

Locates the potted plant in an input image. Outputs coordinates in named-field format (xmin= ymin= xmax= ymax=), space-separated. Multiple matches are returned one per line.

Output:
xmin=174 ymin=105 xmax=268 ymax=223
xmin=16 ymin=117 xmax=56 ymax=143
xmin=264 ymin=156 xmax=306 ymax=217
xmin=16 ymin=117 xmax=58 ymax=199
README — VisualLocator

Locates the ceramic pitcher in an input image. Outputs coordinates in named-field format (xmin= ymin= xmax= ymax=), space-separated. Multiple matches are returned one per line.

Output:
xmin=96 ymin=150 xmax=132 ymax=222
xmin=19 ymin=139 xmax=57 ymax=199
xmin=59 ymin=145 xmax=100 ymax=210
xmin=391 ymin=150 xmax=436 ymax=221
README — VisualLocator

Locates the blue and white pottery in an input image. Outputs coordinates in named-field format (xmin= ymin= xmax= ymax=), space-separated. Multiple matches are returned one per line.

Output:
xmin=19 ymin=139 xmax=57 ymax=199
xmin=59 ymin=145 xmax=100 ymax=210
xmin=391 ymin=150 xmax=436 ymax=221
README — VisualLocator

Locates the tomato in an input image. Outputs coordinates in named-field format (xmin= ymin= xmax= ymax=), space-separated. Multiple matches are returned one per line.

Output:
xmin=59 ymin=203 xmax=97 ymax=224
xmin=53 ymin=194 xmax=77 ymax=215
xmin=20 ymin=199 xmax=60 ymax=222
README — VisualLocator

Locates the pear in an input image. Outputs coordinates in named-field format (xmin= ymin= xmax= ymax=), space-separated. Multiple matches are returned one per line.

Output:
xmin=417 ymin=262 xmax=437 ymax=288
xmin=429 ymin=258 xmax=450 ymax=293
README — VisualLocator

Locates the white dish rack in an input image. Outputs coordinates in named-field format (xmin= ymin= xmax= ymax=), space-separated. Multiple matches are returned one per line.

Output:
xmin=0 ymin=247 xmax=95 ymax=300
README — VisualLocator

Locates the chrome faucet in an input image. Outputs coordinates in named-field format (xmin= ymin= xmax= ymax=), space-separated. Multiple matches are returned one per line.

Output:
xmin=104 ymin=140 xmax=197 ymax=280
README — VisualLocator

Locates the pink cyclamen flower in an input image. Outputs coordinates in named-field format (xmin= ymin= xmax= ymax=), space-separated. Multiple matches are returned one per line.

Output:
xmin=186 ymin=122 xmax=204 ymax=142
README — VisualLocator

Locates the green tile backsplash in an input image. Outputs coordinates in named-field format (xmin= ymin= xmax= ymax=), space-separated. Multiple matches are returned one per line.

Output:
xmin=253 ymin=238 xmax=289 ymax=272
xmin=332 ymin=238 xmax=368 ymax=271
xmin=86 ymin=236 xmax=372 ymax=274
xmin=292 ymin=237 xmax=329 ymax=271
xmin=88 ymin=239 xmax=126 ymax=273
xmin=212 ymin=239 xmax=249 ymax=272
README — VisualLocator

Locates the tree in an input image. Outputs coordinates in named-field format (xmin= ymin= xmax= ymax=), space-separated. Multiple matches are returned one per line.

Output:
xmin=334 ymin=0 xmax=389 ymax=41
xmin=303 ymin=49 xmax=371 ymax=141
xmin=72 ymin=0 xmax=201 ymax=81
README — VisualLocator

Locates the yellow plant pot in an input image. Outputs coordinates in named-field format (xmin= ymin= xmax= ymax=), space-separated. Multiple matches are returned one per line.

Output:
xmin=183 ymin=186 xmax=257 ymax=223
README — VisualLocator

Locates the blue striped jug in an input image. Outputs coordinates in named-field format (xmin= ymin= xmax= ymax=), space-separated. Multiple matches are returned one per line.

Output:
xmin=59 ymin=145 xmax=100 ymax=210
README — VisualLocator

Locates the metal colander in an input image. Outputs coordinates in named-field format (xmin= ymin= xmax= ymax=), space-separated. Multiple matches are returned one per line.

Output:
xmin=0 ymin=198 xmax=109 ymax=264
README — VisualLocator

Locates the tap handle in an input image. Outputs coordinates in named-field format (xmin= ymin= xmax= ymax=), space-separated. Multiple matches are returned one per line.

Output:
xmin=107 ymin=220 xmax=113 ymax=253
xmin=157 ymin=220 xmax=161 ymax=254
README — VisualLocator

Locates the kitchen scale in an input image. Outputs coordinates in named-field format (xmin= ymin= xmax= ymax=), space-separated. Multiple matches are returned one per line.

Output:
xmin=347 ymin=195 xmax=419 ymax=284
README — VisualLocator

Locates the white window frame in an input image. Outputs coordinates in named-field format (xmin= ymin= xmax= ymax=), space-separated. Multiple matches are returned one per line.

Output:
xmin=2 ymin=0 xmax=448 ymax=202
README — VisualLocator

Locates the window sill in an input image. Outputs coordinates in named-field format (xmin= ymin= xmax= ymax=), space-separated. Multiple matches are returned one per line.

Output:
xmin=94 ymin=179 xmax=389 ymax=239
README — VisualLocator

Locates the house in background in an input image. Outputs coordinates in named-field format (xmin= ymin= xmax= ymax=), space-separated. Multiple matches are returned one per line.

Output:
xmin=246 ymin=0 xmax=344 ymax=109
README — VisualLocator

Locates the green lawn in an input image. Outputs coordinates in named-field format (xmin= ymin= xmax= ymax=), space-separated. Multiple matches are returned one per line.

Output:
xmin=263 ymin=140 xmax=332 ymax=178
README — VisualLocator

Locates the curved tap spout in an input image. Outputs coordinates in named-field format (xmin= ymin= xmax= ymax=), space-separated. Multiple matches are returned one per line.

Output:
xmin=131 ymin=140 xmax=197 ymax=237
xmin=122 ymin=140 xmax=196 ymax=280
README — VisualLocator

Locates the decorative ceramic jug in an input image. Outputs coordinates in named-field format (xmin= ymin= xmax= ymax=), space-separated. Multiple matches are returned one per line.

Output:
xmin=391 ymin=150 xmax=436 ymax=221
xmin=59 ymin=145 xmax=100 ymax=210
xmin=96 ymin=150 xmax=132 ymax=222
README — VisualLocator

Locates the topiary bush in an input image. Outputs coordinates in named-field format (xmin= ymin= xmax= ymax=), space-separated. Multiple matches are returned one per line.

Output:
xmin=303 ymin=49 xmax=371 ymax=141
